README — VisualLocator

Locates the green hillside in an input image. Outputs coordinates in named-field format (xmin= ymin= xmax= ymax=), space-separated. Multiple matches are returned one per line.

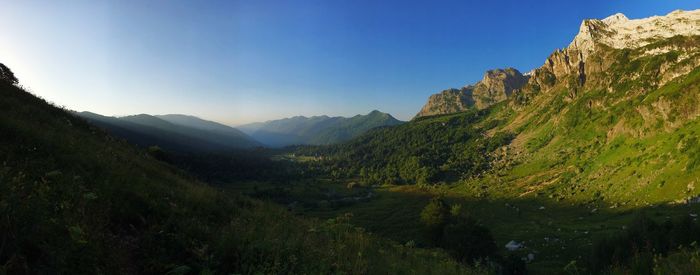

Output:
xmin=0 ymin=81 xmax=485 ymax=274
xmin=296 ymin=35 xmax=700 ymax=273
xmin=309 ymin=110 xmax=406 ymax=145
xmin=313 ymin=35 xmax=700 ymax=205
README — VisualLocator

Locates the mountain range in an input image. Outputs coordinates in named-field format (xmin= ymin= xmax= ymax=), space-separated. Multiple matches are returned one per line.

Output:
xmin=238 ymin=110 xmax=404 ymax=147
xmin=76 ymin=110 xmax=404 ymax=150
xmin=76 ymin=112 xmax=261 ymax=152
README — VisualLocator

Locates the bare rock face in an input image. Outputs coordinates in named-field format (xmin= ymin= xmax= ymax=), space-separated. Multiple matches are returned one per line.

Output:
xmin=416 ymin=9 xmax=700 ymax=118
xmin=529 ymin=47 xmax=586 ymax=91
xmin=530 ymin=9 xmax=700 ymax=92
xmin=472 ymin=68 xmax=529 ymax=109
xmin=415 ymin=68 xmax=528 ymax=118
xmin=570 ymin=10 xmax=700 ymax=60
xmin=416 ymin=88 xmax=474 ymax=118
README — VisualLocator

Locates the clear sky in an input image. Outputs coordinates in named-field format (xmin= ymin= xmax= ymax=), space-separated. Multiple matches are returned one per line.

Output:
xmin=1 ymin=0 xmax=698 ymax=125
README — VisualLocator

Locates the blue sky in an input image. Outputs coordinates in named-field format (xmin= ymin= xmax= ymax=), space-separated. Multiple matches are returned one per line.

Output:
xmin=1 ymin=0 xmax=698 ymax=125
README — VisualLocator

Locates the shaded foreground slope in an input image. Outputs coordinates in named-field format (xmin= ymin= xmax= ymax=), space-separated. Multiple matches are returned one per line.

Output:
xmin=0 ymin=82 xmax=484 ymax=274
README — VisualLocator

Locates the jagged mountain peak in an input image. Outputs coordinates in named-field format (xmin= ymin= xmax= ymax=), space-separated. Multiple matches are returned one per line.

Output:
xmin=416 ymin=9 xmax=700 ymax=119
xmin=569 ymin=9 xmax=700 ymax=60
xmin=481 ymin=68 xmax=522 ymax=83
xmin=601 ymin=12 xmax=628 ymax=24
xmin=526 ymin=8 xmax=700 ymax=93
xmin=480 ymin=68 xmax=526 ymax=90
xmin=415 ymin=68 xmax=528 ymax=118
xmin=474 ymin=68 xmax=528 ymax=108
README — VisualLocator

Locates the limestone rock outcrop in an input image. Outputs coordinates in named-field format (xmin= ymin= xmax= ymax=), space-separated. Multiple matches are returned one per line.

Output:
xmin=416 ymin=88 xmax=475 ymax=118
xmin=473 ymin=68 xmax=530 ymax=109
xmin=531 ymin=9 xmax=700 ymax=91
xmin=415 ymin=68 xmax=528 ymax=118
xmin=416 ymin=9 xmax=700 ymax=118
xmin=570 ymin=10 xmax=700 ymax=61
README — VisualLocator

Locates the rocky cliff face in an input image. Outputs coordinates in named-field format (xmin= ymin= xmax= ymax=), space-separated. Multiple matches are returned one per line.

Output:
xmin=570 ymin=10 xmax=700 ymax=60
xmin=416 ymin=88 xmax=474 ymax=118
xmin=418 ymin=9 xmax=700 ymax=119
xmin=530 ymin=9 xmax=700 ymax=92
xmin=473 ymin=68 xmax=529 ymax=109
xmin=415 ymin=68 xmax=528 ymax=118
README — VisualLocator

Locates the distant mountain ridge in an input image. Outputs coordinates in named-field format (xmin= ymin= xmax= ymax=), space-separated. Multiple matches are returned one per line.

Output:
xmin=239 ymin=110 xmax=404 ymax=147
xmin=76 ymin=112 xmax=260 ymax=152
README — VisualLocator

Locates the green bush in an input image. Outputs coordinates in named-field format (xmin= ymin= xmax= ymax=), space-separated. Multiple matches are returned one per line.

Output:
xmin=440 ymin=218 xmax=498 ymax=264
xmin=589 ymin=213 xmax=700 ymax=273
xmin=420 ymin=197 xmax=500 ymax=265
xmin=421 ymin=197 xmax=451 ymax=242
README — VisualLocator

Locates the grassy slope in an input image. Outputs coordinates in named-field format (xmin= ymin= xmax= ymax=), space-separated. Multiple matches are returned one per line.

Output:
xmin=316 ymin=36 xmax=700 ymax=205
xmin=291 ymin=36 xmax=700 ymax=273
xmin=475 ymin=42 xmax=700 ymax=206
xmin=0 ymin=82 xmax=485 ymax=274
xmin=448 ymin=38 xmax=700 ymax=271
xmin=245 ymin=179 xmax=700 ymax=273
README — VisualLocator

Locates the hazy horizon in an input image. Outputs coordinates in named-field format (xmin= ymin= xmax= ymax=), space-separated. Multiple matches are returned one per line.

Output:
xmin=1 ymin=0 xmax=698 ymax=125
xmin=80 ymin=109 xmax=399 ymax=128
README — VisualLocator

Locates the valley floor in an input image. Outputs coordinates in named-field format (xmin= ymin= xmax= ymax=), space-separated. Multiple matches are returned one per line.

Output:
xmin=234 ymin=179 xmax=700 ymax=274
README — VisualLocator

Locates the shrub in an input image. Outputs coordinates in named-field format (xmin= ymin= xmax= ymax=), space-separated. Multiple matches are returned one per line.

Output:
xmin=501 ymin=254 xmax=528 ymax=275
xmin=0 ymin=62 xmax=18 ymax=84
xmin=420 ymin=197 xmax=499 ymax=265
xmin=147 ymin=145 xmax=168 ymax=161
xmin=589 ymin=213 xmax=700 ymax=273
xmin=420 ymin=197 xmax=451 ymax=243
xmin=440 ymin=218 xmax=498 ymax=264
